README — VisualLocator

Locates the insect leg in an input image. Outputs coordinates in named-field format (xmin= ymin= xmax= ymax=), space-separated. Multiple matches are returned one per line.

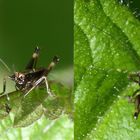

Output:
xmin=134 ymin=110 xmax=139 ymax=119
xmin=46 ymin=56 xmax=60 ymax=74
xmin=5 ymin=102 xmax=11 ymax=114
xmin=132 ymin=89 xmax=140 ymax=98
xmin=129 ymin=73 xmax=140 ymax=84
xmin=125 ymin=89 xmax=140 ymax=104
xmin=0 ymin=77 xmax=10 ymax=100
xmin=43 ymin=76 xmax=54 ymax=97
xmin=0 ymin=77 xmax=6 ymax=95
xmin=25 ymin=46 xmax=40 ymax=70
xmin=24 ymin=76 xmax=52 ymax=97
xmin=139 ymin=76 xmax=140 ymax=86
xmin=134 ymin=94 xmax=140 ymax=119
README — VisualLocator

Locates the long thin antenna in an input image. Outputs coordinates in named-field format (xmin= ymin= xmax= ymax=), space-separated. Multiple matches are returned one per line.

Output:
xmin=0 ymin=58 xmax=11 ymax=73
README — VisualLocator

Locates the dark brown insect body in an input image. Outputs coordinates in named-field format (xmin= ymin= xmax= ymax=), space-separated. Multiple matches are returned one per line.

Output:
xmin=1 ymin=47 xmax=59 ymax=98
xmin=129 ymin=72 xmax=140 ymax=119
xmin=10 ymin=69 xmax=47 ymax=93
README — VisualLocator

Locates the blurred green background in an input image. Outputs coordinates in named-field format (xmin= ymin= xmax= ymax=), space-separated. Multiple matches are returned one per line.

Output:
xmin=0 ymin=0 xmax=72 ymax=70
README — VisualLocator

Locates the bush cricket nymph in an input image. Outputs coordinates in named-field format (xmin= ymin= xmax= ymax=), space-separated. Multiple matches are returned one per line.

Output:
xmin=0 ymin=47 xmax=59 ymax=99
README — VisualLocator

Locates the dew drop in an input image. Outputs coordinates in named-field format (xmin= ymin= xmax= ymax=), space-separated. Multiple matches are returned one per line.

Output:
xmin=106 ymin=74 xmax=109 ymax=77
xmin=114 ymin=86 xmax=120 ymax=92
xmin=117 ymin=95 xmax=121 ymax=98
xmin=118 ymin=0 xmax=130 ymax=7
xmin=125 ymin=20 xmax=129 ymax=25
xmin=116 ymin=68 xmax=122 ymax=72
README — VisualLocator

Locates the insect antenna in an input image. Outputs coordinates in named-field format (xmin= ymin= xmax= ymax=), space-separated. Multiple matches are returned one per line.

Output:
xmin=0 ymin=58 xmax=11 ymax=73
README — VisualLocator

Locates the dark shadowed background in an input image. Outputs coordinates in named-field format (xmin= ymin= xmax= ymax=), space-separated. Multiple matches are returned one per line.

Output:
xmin=0 ymin=0 xmax=72 ymax=71
xmin=119 ymin=0 xmax=140 ymax=20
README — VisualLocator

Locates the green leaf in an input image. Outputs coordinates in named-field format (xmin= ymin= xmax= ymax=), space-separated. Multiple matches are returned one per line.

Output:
xmin=0 ymin=82 xmax=73 ymax=127
xmin=74 ymin=0 xmax=140 ymax=140
xmin=13 ymin=88 xmax=47 ymax=127
xmin=0 ymin=88 xmax=47 ymax=127
xmin=0 ymin=67 xmax=73 ymax=139
xmin=0 ymin=114 xmax=73 ymax=140
xmin=43 ymin=82 xmax=73 ymax=120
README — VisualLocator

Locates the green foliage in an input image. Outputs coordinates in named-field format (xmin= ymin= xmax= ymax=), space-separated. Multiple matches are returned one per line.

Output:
xmin=0 ymin=115 xmax=73 ymax=140
xmin=74 ymin=0 xmax=140 ymax=140
xmin=0 ymin=80 xmax=73 ymax=139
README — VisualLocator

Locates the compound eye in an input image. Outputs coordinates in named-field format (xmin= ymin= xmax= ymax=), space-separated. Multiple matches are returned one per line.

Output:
xmin=18 ymin=74 xmax=25 ymax=80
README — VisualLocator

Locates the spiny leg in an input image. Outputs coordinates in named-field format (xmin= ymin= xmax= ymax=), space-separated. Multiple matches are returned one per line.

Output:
xmin=46 ymin=56 xmax=60 ymax=74
xmin=24 ymin=76 xmax=52 ymax=97
xmin=5 ymin=102 xmax=11 ymax=114
xmin=127 ymin=72 xmax=140 ymax=100
xmin=25 ymin=46 xmax=40 ymax=70
xmin=43 ymin=76 xmax=54 ymax=97
xmin=0 ymin=77 xmax=11 ymax=113
xmin=128 ymin=73 xmax=140 ymax=119
xmin=0 ymin=77 xmax=10 ymax=101
xmin=134 ymin=94 xmax=140 ymax=119
xmin=126 ymin=89 xmax=140 ymax=104
xmin=0 ymin=77 xmax=6 ymax=95
xmin=139 ymin=76 xmax=140 ymax=86
xmin=129 ymin=72 xmax=140 ymax=85
xmin=132 ymin=89 xmax=140 ymax=98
